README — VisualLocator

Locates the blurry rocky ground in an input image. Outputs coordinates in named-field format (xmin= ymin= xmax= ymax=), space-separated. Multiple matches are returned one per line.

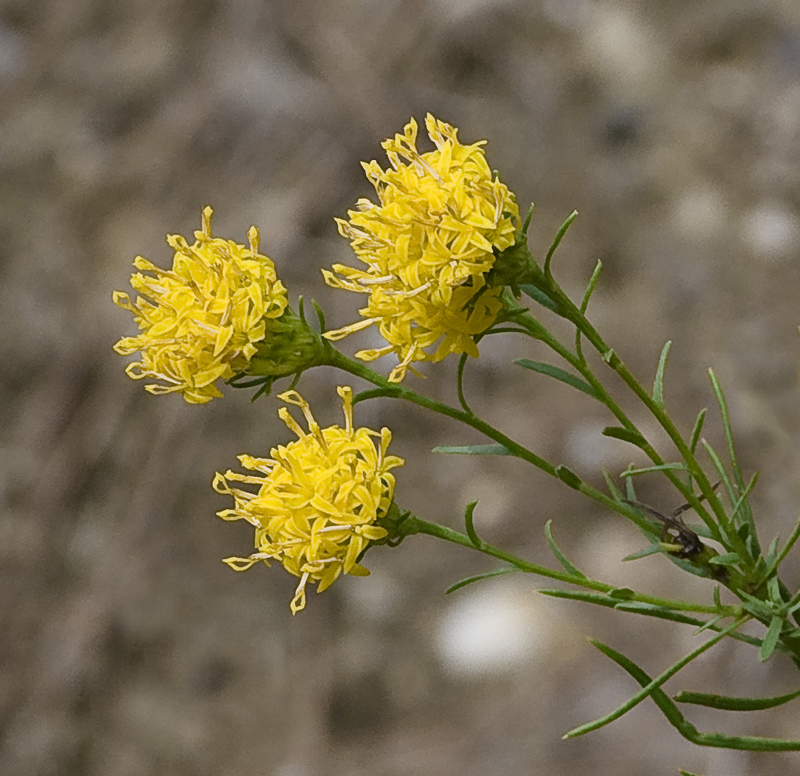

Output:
xmin=2 ymin=0 xmax=800 ymax=774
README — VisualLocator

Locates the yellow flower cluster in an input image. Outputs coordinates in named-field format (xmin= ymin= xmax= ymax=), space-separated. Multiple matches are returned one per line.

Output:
xmin=324 ymin=114 xmax=519 ymax=381
xmin=113 ymin=207 xmax=288 ymax=404
xmin=213 ymin=387 xmax=404 ymax=614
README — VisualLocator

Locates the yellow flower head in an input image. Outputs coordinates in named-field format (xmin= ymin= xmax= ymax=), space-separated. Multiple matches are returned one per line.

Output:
xmin=212 ymin=386 xmax=404 ymax=614
xmin=113 ymin=207 xmax=289 ymax=404
xmin=323 ymin=114 xmax=519 ymax=381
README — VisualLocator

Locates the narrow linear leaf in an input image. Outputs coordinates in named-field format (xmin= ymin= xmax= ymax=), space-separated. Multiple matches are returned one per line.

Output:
xmin=602 ymin=468 xmax=623 ymax=501
xmin=739 ymin=597 xmax=773 ymax=622
xmin=765 ymin=536 xmax=780 ymax=570
xmin=708 ymin=553 xmax=742 ymax=567
xmin=765 ymin=518 xmax=800 ymax=580
xmin=433 ymin=444 xmax=512 ymax=456
xmin=544 ymin=520 xmax=586 ymax=578
xmin=520 ymin=202 xmax=535 ymax=236
xmin=679 ymin=771 xmax=703 ymax=776
xmin=580 ymin=259 xmax=603 ymax=314
xmin=691 ymin=523 xmax=716 ymax=540
xmin=708 ymin=369 xmax=759 ymax=550
xmin=464 ymin=500 xmax=483 ymax=549
xmin=227 ymin=375 xmax=270 ymax=388
xmin=614 ymin=601 xmax=673 ymax=613
xmin=520 ymin=284 xmax=559 ymax=312
xmin=608 ymin=587 xmax=636 ymax=600
xmin=602 ymin=426 xmax=648 ymax=449
xmin=622 ymin=545 xmax=664 ymax=562
xmin=731 ymin=471 xmax=759 ymax=523
xmin=564 ymin=618 xmax=745 ymax=739
xmin=456 ymin=352 xmax=473 ymax=414
xmin=760 ymin=615 xmax=784 ymax=662
xmin=538 ymin=590 xmax=763 ymax=647
xmin=445 ymin=567 xmax=519 ymax=594
xmin=594 ymin=639 xmax=800 ymax=751
xmin=768 ymin=576 xmax=782 ymax=603
xmin=700 ymin=439 xmax=736 ymax=502
xmin=538 ymin=588 xmax=620 ymax=609
xmin=555 ymin=465 xmax=582 ymax=490
xmin=624 ymin=466 xmax=637 ymax=501
xmin=693 ymin=615 xmax=723 ymax=635
xmin=674 ymin=688 xmax=800 ymax=711
xmin=515 ymin=359 xmax=598 ymax=399
xmin=544 ymin=209 xmax=578 ymax=277
xmin=589 ymin=640 xmax=698 ymax=736
xmin=621 ymin=463 xmax=688 ymax=476
xmin=312 ymin=299 xmax=326 ymax=331
xmin=652 ymin=340 xmax=672 ymax=409
xmin=689 ymin=408 xmax=707 ymax=454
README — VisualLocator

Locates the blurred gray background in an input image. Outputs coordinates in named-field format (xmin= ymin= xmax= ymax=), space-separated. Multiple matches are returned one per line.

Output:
xmin=3 ymin=0 xmax=800 ymax=774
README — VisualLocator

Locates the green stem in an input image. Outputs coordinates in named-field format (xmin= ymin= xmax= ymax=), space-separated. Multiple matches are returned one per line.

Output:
xmin=508 ymin=307 xmax=726 ymax=545
xmin=559 ymin=293 xmax=750 ymax=561
xmin=513 ymin=251 xmax=752 ymax=567
xmin=401 ymin=512 xmax=731 ymax=616
xmin=326 ymin=347 xmax=654 ymax=534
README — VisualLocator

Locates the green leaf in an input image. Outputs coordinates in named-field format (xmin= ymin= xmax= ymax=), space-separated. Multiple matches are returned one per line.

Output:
xmin=708 ymin=553 xmax=742 ymax=567
xmin=768 ymin=576 xmax=782 ymax=604
xmin=312 ymin=299 xmax=326 ymax=331
xmin=555 ymin=465 xmax=582 ymax=490
xmin=433 ymin=444 xmax=512 ymax=456
xmin=544 ymin=209 xmax=578 ymax=277
xmin=445 ymin=566 xmax=519 ymax=594
xmin=622 ymin=545 xmax=664 ymax=562
xmin=463 ymin=500 xmax=483 ymax=548
xmin=708 ymin=369 xmax=759 ymax=550
xmin=456 ymin=352 xmax=473 ymax=414
xmin=674 ymin=688 xmax=800 ymax=711
xmin=593 ymin=638 xmax=800 ymax=751
xmin=679 ymin=771 xmax=703 ymax=776
xmin=608 ymin=587 xmax=635 ymax=600
xmin=760 ymin=615 xmax=784 ymax=662
xmin=602 ymin=469 xmax=623 ymax=501
xmin=765 ymin=536 xmax=780 ymax=570
xmin=763 ymin=519 xmax=800 ymax=581
xmin=621 ymin=463 xmax=688 ymax=476
xmin=652 ymin=340 xmax=672 ymax=409
xmin=602 ymin=426 xmax=648 ymax=449
xmin=564 ymin=618 xmax=745 ymax=739
xmin=588 ymin=640 xmax=698 ymax=738
xmin=700 ymin=439 xmax=736 ymax=502
xmin=520 ymin=284 xmax=559 ymax=312
xmin=731 ymin=471 xmax=759 ymax=524
xmin=580 ymin=259 xmax=603 ymax=314
xmin=538 ymin=590 xmax=763 ymax=647
xmin=624 ymin=465 xmax=637 ymax=501
xmin=693 ymin=615 xmax=723 ymax=635
xmin=613 ymin=601 xmax=672 ymax=614
xmin=544 ymin=519 xmax=586 ymax=578
xmin=515 ymin=359 xmax=598 ymax=399
xmin=738 ymin=593 xmax=773 ymax=621
xmin=689 ymin=408 xmax=707 ymax=454
xmin=520 ymin=202 xmax=535 ymax=236
xmin=691 ymin=523 xmax=716 ymax=539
